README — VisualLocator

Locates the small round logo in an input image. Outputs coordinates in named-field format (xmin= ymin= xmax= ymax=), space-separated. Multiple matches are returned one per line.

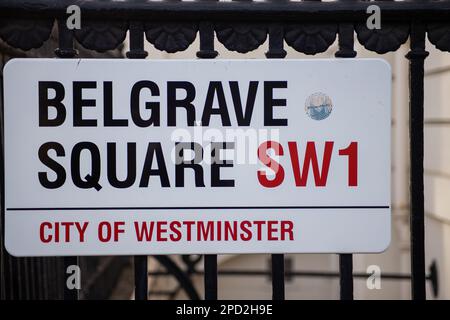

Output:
xmin=305 ymin=92 xmax=333 ymax=120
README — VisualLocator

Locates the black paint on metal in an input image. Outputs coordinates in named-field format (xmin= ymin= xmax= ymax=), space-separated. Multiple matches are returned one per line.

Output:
xmin=271 ymin=254 xmax=285 ymax=300
xmin=335 ymin=18 xmax=356 ymax=300
xmin=134 ymin=256 xmax=148 ymax=300
xmin=126 ymin=22 xmax=150 ymax=300
xmin=406 ymin=20 xmax=429 ymax=301
xmin=339 ymin=254 xmax=353 ymax=300
xmin=54 ymin=19 xmax=79 ymax=301
xmin=204 ymin=255 xmax=218 ymax=300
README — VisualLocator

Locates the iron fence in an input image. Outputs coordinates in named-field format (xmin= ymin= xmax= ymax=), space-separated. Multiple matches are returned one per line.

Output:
xmin=1 ymin=0 xmax=449 ymax=300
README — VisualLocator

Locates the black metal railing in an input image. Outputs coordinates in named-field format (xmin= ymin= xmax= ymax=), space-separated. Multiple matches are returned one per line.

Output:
xmin=1 ymin=0 xmax=450 ymax=300
xmin=147 ymin=257 xmax=439 ymax=300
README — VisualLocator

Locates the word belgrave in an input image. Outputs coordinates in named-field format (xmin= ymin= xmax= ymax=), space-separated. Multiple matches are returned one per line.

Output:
xmin=38 ymin=80 xmax=357 ymax=191
xmin=39 ymin=80 xmax=288 ymax=127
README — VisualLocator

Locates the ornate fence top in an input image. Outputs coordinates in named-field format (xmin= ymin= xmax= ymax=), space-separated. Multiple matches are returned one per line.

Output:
xmin=0 ymin=0 xmax=449 ymax=55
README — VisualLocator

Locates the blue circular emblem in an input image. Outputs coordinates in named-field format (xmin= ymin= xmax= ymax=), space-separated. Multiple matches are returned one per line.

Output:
xmin=305 ymin=92 xmax=333 ymax=120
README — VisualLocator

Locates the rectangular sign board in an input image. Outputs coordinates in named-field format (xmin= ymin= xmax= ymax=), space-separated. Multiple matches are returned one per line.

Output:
xmin=4 ymin=58 xmax=391 ymax=256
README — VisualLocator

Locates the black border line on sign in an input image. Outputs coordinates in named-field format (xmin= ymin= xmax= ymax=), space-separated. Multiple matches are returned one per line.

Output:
xmin=6 ymin=205 xmax=390 ymax=211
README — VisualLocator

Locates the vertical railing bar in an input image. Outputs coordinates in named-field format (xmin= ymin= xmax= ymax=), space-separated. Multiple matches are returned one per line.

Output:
xmin=127 ymin=20 xmax=149 ymax=300
xmin=197 ymin=21 xmax=218 ymax=59
xmin=204 ymin=255 xmax=218 ymax=300
xmin=335 ymin=20 xmax=357 ymax=300
xmin=36 ymin=258 xmax=44 ymax=299
xmin=406 ymin=20 xmax=428 ymax=301
xmin=27 ymin=258 xmax=35 ymax=299
xmin=266 ymin=23 xmax=287 ymax=60
xmin=51 ymin=257 xmax=60 ymax=299
xmin=42 ymin=258 xmax=49 ymax=299
xmin=52 ymin=257 xmax=59 ymax=299
xmin=197 ymin=12 xmax=219 ymax=300
xmin=55 ymin=17 xmax=79 ymax=301
xmin=265 ymin=19 xmax=287 ymax=301
xmin=12 ymin=257 xmax=21 ymax=299
xmin=30 ymin=258 xmax=39 ymax=300
xmin=22 ymin=257 xmax=30 ymax=299
xmin=58 ymin=258 xmax=65 ymax=299
xmin=134 ymin=255 xmax=148 ymax=300
xmin=47 ymin=257 xmax=54 ymax=299
xmin=271 ymin=254 xmax=285 ymax=300
xmin=0 ymin=53 xmax=8 ymax=299
xmin=0 ymin=54 xmax=3 ymax=300
xmin=339 ymin=254 xmax=353 ymax=300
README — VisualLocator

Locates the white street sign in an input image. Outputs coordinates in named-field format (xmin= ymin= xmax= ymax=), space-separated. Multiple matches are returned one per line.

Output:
xmin=4 ymin=58 xmax=391 ymax=256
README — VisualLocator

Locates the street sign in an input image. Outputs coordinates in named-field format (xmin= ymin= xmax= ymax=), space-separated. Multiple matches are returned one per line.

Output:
xmin=4 ymin=58 xmax=391 ymax=256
